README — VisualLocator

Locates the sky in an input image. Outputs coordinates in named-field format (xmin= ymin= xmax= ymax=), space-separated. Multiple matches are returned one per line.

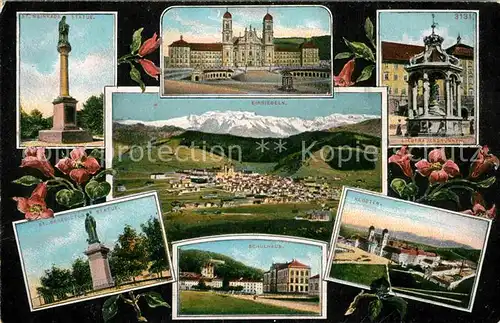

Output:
xmin=15 ymin=195 xmax=163 ymax=291
xmin=379 ymin=11 xmax=476 ymax=49
xmin=19 ymin=13 xmax=116 ymax=116
xmin=180 ymin=239 xmax=323 ymax=275
xmin=340 ymin=190 xmax=489 ymax=250
xmin=112 ymin=92 xmax=381 ymax=121
xmin=162 ymin=6 xmax=331 ymax=53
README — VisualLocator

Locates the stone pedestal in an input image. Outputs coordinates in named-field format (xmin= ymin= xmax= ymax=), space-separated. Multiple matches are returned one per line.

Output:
xmin=406 ymin=115 xmax=464 ymax=137
xmin=84 ymin=243 xmax=114 ymax=290
xmin=38 ymin=96 xmax=93 ymax=143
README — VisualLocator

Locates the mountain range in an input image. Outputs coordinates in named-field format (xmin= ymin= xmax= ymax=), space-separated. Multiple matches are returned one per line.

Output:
xmin=116 ymin=110 xmax=380 ymax=138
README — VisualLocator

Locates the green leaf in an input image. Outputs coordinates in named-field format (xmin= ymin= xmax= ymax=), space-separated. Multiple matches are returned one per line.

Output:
xmin=370 ymin=277 xmax=391 ymax=296
xmin=85 ymin=180 xmax=111 ymax=200
xmin=89 ymin=149 xmax=103 ymax=160
xmin=102 ymin=294 xmax=120 ymax=322
xmin=345 ymin=291 xmax=377 ymax=316
xmin=402 ymin=182 xmax=419 ymax=198
xmin=383 ymin=296 xmax=408 ymax=320
xmin=141 ymin=291 xmax=170 ymax=308
xmin=56 ymin=189 xmax=85 ymax=208
xmin=476 ymin=176 xmax=496 ymax=188
xmin=13 ymin=175 xmax=42 ymax=186
xmin=334 ymin=52 xmax=353 ymax=60
xmin=428 ymin=188 xmax=461 ymax=207
xmin=130 ymin=64 xmax=145 ymax=92
xmin=390 ymin=178 xmax=407 ymax=197
xmin=356 ymin=64 xmax=375 ymax=83
xmin=130 ymin=28 xmax=144 ymax=54
xmin=364 ymin=17 xmax=374 ymax=44
xmin=368 ymin=299 xmax=383 ymax=322
xmin=93 ymin=169 xmax=117 ymax=181
xmin=344 ymin=37 xmax=375 ymax=62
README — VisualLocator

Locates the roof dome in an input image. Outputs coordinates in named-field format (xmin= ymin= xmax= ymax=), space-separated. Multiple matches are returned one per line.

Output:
xmin=223 ymin=11 xmax=232 ymax=19
xmin=263 ymin=13 xmax=273 ymax=21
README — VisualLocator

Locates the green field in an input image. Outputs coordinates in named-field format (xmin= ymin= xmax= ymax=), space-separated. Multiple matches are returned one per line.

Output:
xmin=179 ymin=291 xmax=318 ymax=315
xmin=330 ymin=263 xmax=389 ymax=287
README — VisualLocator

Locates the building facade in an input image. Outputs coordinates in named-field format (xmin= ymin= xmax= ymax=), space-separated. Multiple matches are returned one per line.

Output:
xmin=168 ymin=10 xmax=320 ymax=68
xmin=308 ymin=274 xmax=321 ymax=296
xmin=229 ymin=279 xmax=264 ymax=294
xmin=263 ymin=259 xmax=311 ymax=293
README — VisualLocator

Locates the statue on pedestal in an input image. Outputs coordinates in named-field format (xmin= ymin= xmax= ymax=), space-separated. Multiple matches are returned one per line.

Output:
xmin=85 ymin=213 xmax=100 ymax=244
xmin=58 ymin=16 xmax=70 ymax=46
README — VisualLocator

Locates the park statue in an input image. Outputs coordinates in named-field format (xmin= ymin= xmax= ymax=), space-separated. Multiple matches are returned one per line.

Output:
xmin=85 ymin=213 xmax=100 ymax=244
xmin=58 ymin=16 xmax=70 ymax=46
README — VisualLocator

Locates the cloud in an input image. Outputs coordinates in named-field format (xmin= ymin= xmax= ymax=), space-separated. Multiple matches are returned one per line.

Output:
xmin=20 ymin=52 xmax=114 ymax=116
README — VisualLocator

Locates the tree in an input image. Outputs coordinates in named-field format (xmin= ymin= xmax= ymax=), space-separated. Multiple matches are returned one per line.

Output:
xmin=39 ymin=265 xmax=74 ymax=300
xmin=141 ymin=218 xmax=169 ymax=277
xmin=20 ymin=108 xmax=52 ymax=139
xmin=78 ymin=94 xmax=103 ymax=136
xmin=71 ymin=257 xmax=92 ymax=289
xmin=109 ymin=225 xmax=148 ymax=284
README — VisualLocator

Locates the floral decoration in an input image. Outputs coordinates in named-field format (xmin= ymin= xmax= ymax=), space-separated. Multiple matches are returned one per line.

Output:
xmin=12 ymin=147 xmax=114 ymax=220
xmin=334 ymin=18 xmax=376 ymax=86
xmin=118 ymin=28 xmax=161 ymax=92
xmin=388 ymin=146 xmax=498 ymax=219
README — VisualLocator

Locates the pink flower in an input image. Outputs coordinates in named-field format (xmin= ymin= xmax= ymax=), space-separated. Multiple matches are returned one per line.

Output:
xmin=469 ymin=145 xmax=499 ymax=179
xmin=138 ymin=58 xmax=161 ymax=80
xmin=12 ymin=182 xmax=54 ymax=220
xmin=334 ymin=59 xmax=355 ymax=87
xmin=138 ymin=33 xmax=161 ymax=57
xmin=55 ymin=147 xmax=101 ymax=184
xmin=388 ymin=146 xmax=413 ymax=177
xmin=21 ymin=147 xmax=55 ymax=177
xmin=462 ymin=194 xmax=496 ymax=219
xmin=415 ymin=148 xmax=460 ymax=184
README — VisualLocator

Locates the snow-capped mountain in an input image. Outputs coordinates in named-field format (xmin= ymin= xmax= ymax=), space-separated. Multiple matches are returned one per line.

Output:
xmin=117 ymin=110 xmax=379 ymax=138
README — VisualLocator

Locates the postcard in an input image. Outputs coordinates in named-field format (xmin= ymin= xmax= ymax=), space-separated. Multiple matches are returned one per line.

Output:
xmin=377 ymin=10 xmax=479 ymax=147
xmin=160 ymin=5 xmax=333 ymax=97
xmin=16 ymin=12 xmax=117 ymax=148
xmin=13 ymin=192 xmax=174 ymax=311
xmin=171 ymin=234 xmax=327 ymax=319
xmin=104 ymin=86 xmax=387 ymax=243
xmin=325 ymin=187 xmax=492 ymax=312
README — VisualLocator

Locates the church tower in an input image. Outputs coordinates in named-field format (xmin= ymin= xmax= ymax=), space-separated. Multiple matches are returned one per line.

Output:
xmin=222 ymin=9 xmax=234 ymax=67
xmin=262 ymin=10 xmax=274 ymax=66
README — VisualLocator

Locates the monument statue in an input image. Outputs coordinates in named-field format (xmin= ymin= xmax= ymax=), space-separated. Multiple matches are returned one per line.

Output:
xmin=58 ymin=16 xmax=70 ymax=46
xmin=38 ymin=15 xmax=93 ymax=144
xmin=85 ymin=213 xmax=100 ymax=244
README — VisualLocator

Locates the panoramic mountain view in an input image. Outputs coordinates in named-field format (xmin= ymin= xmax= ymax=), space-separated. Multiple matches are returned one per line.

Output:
xmin=110 ymin=92 xmax=383 ymax=242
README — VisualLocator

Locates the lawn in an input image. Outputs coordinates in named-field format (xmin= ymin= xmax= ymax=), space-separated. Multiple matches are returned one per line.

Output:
xmin=330 ymin=263 xmax=388 ymax=287
xmin=179 ymin=291 xmax=317 ymax=315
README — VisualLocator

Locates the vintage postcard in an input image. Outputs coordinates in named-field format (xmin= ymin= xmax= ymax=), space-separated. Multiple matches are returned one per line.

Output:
xmin=160 ymin=5 xmax=332 ymax=97
xmin=16 ymin=12 xmax=117 ymax=148
xmin=13 ymin=192 xmax=174 ymax=311
xmin=377 ymin=10 xmax=479 ymax=147
xmin=171 ymin=234 xmax=327 ymax=320
xmin=325 ymin=187 xmax=492 ymax=312
xmin=105 ymin=86 xmax=387 ymax=243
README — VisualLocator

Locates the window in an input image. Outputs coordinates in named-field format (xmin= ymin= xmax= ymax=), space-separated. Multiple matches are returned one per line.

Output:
xmin=300 ymin=271 xmax=304 ymax=276
xmin=290 ymin=278 xmax=293 ymax=283
xmin=290 ymin=285 xmax=294 ymax=292
xmin=394 ymin=74 xmax=398 ymax=81
xmin=404 ymin=74 xmax=408 ymax=81
xmin=300 ymin=278 xmax=303 ymax=283
xmin=394 ymin=88 xmax=399 ymax=94
xmin=305 ymin=286 xmax=308 ymax=291
xmin=384 ymin=72 xmax=389 ymax=81
xmin=402 ymin=88 xmax=407 ymax=95
xmin=300 ymin=286 xmax=303 ymax=292
xmin=305 ymin=271 xmax=308 ymax=276
xmin=295 ymin=278 xmax=298 ymax=283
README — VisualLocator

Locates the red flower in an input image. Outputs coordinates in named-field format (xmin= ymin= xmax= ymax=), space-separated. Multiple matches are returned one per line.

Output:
xmin=388 ymin=146 xmax=413 ymax=177
xmin=462 ymin=193 xmax=496 ymax=219
xmin=138 ymin=33 xmax=161 ymax=57
xmin=334 ymin=59 xmax=355 ymax=87
xmin=21 ymin=147 xmax=55 ymax=177
xmin=12 ymin=182 xmax=54 ymax=220
xmin=469 ymin=145 xmax=499 ymax=179
xmin=55 ymin=147 xmax=101 ymax=184
xmin=415 ymin=148 xmax=460 ymax=184
xmin=138 ymin=58 xmax=161 ymax=80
